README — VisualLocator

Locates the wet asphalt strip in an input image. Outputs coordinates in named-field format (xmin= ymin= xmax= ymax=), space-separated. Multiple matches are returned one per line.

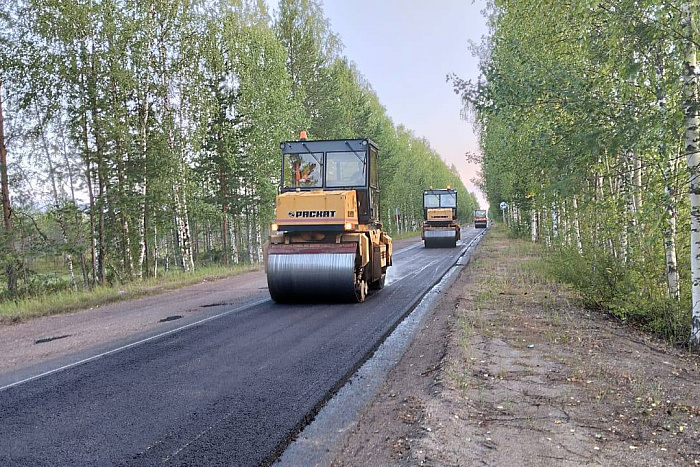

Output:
xmin=0 ymin=228 xmax=483 ymax=466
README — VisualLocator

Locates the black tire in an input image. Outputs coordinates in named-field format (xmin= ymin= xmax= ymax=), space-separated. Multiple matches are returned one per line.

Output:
xmin=369 ymin=273 xmax=386 ymax=290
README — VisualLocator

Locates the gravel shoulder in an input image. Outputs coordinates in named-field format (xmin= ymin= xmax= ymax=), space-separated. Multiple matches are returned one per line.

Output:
xmin=331 ymin=227 xmax=700 ymax=466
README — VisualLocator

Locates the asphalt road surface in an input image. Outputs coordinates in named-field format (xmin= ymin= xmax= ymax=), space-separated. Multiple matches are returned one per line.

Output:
xmin=0 ymin=227 xmax=483 ymax=466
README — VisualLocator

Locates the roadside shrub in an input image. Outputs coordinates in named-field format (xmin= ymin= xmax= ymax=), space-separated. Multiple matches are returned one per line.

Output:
xmin=544 ymin=247 xmax=690 ymax=343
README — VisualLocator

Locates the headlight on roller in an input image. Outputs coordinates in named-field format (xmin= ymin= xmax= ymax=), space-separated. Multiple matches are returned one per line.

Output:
xmin=271 ymin=223 xmax=278 ymax=232
xmin=344 ymin=222 xmax=353 ymax=231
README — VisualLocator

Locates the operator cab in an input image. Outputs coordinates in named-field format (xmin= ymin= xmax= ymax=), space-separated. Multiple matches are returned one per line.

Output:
xmin=423 ymin=188 xmax=457 ymax=222
xmin=279 ymin=137 xmax=380 ymax=225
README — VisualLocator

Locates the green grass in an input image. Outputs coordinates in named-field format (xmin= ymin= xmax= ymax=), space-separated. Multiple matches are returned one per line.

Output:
xmin=0 ymin=263 xmax=260 ymax=323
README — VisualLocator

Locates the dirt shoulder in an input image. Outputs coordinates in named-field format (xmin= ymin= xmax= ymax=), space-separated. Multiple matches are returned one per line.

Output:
xmin=332 ymin=227 xmax=700 ymax=466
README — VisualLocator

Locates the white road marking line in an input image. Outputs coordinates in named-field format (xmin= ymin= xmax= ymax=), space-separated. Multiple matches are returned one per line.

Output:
xmin=0 ymin=297 xmax=271 ymax=392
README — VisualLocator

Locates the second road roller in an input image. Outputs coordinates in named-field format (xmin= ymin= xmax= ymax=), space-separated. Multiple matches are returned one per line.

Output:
xmin=264 ymin=133 xmax=393 ymax=303
xmin=474 ymin=209 xmax=488 ymax=228
xmin=421 ymin=188 xmax=461 ymax=248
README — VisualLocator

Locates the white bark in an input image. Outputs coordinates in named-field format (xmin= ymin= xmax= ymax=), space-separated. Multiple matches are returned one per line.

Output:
xmin=531 ymin=209 xmax=538 ymax=243
xmin=153 ymin=214 xmax=159 ymax=278
xmin=561 ymin=202 xmax=571 ymax=247
xmin=173 ymin=184 xmax=194 ymax=272
xmin=620 ymin=202 xmax=629 ymax=264
xmin=572 ymin=196 xmax=583 ymax=255
xmin=228 ymin=215 xmax=239 ymax=264
xmin=39 ymin=117 xmax=76 ymax=290
xmin=136 ymin=1 xmax=155 ymax=280
xmin=256 ymin=225 xmax=263 ymax=263
xmin=662 ymin=152 xmax=681 ymax=300
xmin=682 ymin=1 xmax=700 ymax=345
xmin=633 ymin=151 xmax=642 ymax=213
xmin=664 ymin=184 xmax=680 ymax=300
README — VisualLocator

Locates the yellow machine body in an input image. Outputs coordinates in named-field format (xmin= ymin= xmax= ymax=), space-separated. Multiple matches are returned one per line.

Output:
xmin=275 ymin=190 xmax=359 ymax=230
xmin=426 ymin=208 xmax=454 ymax=222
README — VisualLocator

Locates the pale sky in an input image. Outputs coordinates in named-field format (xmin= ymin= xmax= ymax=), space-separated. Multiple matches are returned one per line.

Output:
xmin=269 ymin=0 xmax=490 ymax=208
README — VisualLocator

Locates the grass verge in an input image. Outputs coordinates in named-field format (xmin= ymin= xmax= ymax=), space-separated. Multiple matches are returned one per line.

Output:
xmin=0 ymin=263 xmax=260 ymax=324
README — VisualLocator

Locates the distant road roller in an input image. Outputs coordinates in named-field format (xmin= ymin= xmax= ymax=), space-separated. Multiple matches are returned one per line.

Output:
xmin=474 ymin=209 xmax=488 ymax=229
xmin=421 ymin=188 xmax=461 ymax=248
xmin=264 ymin=134 xmax=393 ymax=303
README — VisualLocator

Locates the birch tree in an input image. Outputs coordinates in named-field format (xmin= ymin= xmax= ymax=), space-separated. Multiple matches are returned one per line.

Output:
xmin=683 ymin=1 xmax=700 ymax=346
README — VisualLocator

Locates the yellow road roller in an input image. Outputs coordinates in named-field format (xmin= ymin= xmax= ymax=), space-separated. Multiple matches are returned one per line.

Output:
xmin=421 ymin=188 xmax=460 ymax=248
xmin=264 ymin=134 xmax=393 ymax=303
xmin=474 ymin=209 xmax=488 ymax=229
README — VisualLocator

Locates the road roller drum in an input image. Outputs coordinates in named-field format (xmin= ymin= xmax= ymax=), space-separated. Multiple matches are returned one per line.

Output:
xmin=267 ymin=243 xmax=366 ymax=302
xmin=423 ymin=229 xmax=458 ymax=248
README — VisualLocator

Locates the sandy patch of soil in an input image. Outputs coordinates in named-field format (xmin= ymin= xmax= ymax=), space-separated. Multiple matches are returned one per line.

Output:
xmin=332 ymin=228 xmax=700 ymax=466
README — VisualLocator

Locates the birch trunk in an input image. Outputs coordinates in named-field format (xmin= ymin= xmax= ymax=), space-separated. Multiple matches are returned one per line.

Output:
xmin=531 ymin=209 xmax=538 ymax=243
xmin=633 ymin=151 xmax=642 ymax=213
xmin=221 ymin=167 xmax=229 ymax=265
xmin=0 ymin=74 xmax=17 ymax=296
xmin=229 ymin=214 xmax=239 ymax=264
xmin=86 ymin=36 xmax=107 ymax=285
xmin=82 ymin=108 xmax=99 ymax=286
xmin=61 ymin=119 xmax=89 ymax=287
xmin=136 ymin=100 xmax=149 ymax=279
xmin=561 ymin=202 xmax=570 ymax=247
xmin=158 ymin=33 xmax=193 ymax=273
xmin=153 ymin=210 xmax=159 ymax=278
xmin=682 ymin=1 xmax=700 ymax=345
xmin=595 ymin=161 xmax=604 ymax=253
xmin=38 ymin=113 xmax=76 ymax=290
xmin=256 ymin=223 xmax=263 ymax=263
xmin=622 ymin=156 xmax=635 ymax=264
xmin=572 ymin=196 xmax=583 ymax=255
xmin=662 ymin=151 xmax=681 ymax=300
xmin=664 ymin=184 xmax=680 ymax=300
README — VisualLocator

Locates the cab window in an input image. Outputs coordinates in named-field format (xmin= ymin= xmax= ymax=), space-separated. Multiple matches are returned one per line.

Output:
xmin=283 ymin=153 xmax=323 ymax=189
xmin=441 ymin=193 xmax=457 ymax=208
xmin=424 ymin=194 xmax=440 ymax=208
xmin=326 ymin=151 xmax=367 ymax=187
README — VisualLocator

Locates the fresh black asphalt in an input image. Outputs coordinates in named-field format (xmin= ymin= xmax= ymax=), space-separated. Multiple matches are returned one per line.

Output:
xmin=0 ymin=228 xmax=480 ymax=466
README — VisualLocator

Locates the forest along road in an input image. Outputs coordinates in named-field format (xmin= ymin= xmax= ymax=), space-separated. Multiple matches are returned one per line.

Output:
xmin=0 ymin=227 xmax=483 ymax=467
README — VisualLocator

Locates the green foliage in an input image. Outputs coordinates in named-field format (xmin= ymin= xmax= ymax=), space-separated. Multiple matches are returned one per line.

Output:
xmin=546 ymin=247 xmax=688 ymax=344
xmin=454 ymin=0 xmax=697 ymax=342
